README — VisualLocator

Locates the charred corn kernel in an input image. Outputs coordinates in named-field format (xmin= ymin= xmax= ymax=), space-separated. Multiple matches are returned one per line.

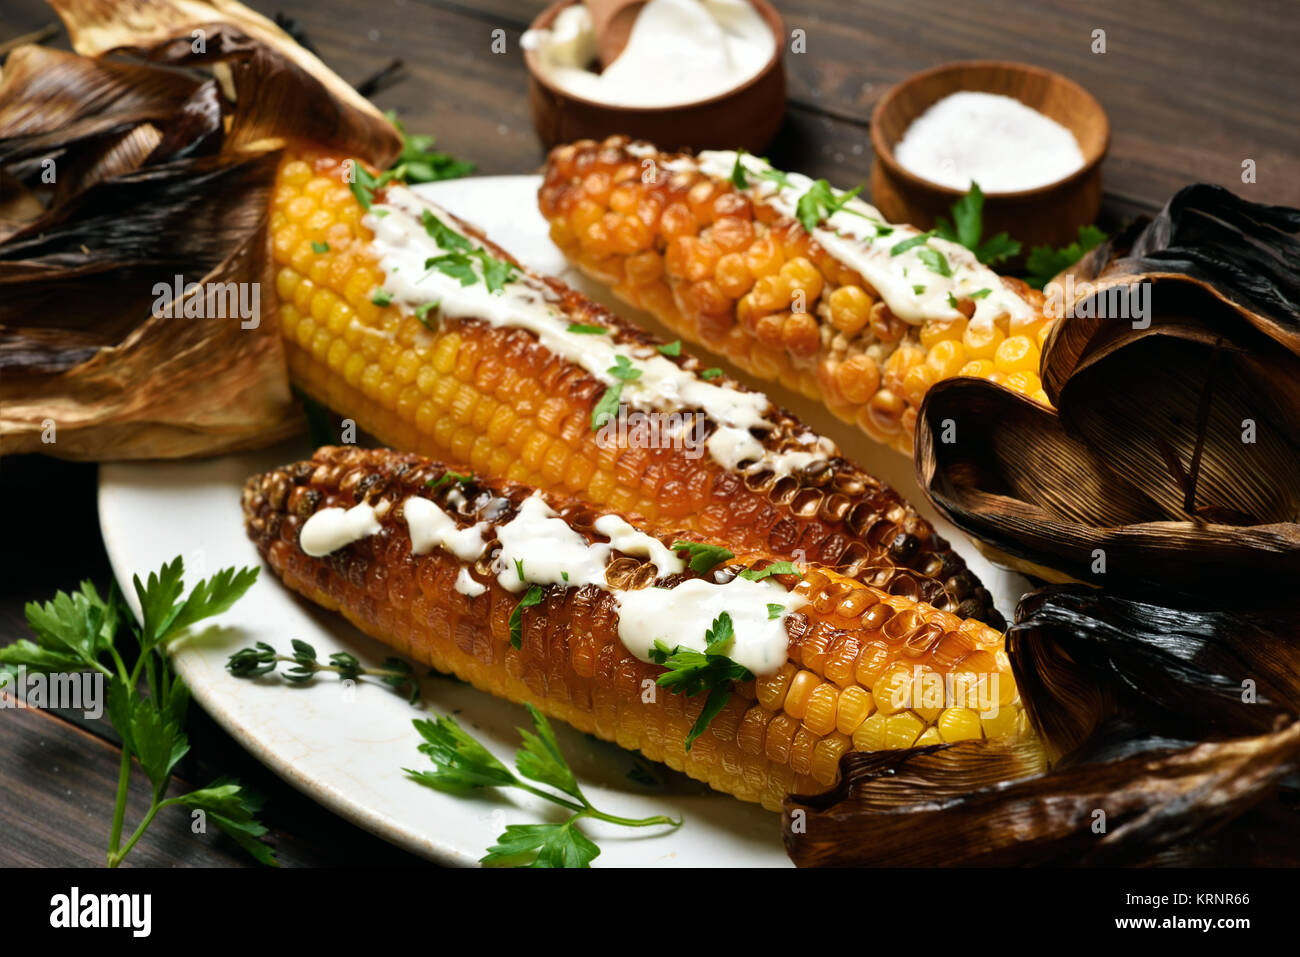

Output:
xmin=246 ymin=449 xmax=1032 ymax=812
xmin=540 ymin=138 xmax=1055 ymax=455
xmin=994 ymin=334 xmax=1039 ymax=374
xmin=936 ymin=706 xmax=984 ymax=742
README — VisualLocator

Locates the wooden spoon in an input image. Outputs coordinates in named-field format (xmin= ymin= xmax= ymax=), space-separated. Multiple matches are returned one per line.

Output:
xmin=586 ymin=0 xmax=647 ymax=69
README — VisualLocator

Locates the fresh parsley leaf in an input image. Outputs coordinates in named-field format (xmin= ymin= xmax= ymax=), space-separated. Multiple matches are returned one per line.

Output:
xmin=891 ymin=230 xmax=936 ymax=256
xmin=648 ymin=614 xmax=753 ymax=750
xmin=917 ymin=247 xmax=953 ymax=277
xmin=514 ymin=558 xmax=526 ymax=582
xmin=947 ymin=292 xmax=960 ymax=309
xmin=795 ymin=179 xmax=864 ymax=233
xmin=427 ymin=470 xmax=472 ymax=490
xmin=912 ymin=284 xmax=926 ymax=295
xmin=591 ymin=383 xmax=622 ymax=430
xmin=166 ymin=565 xmax=259 ymax=638
xmin=347 ymin=161 xmax=403 ymax=210
xmin=729 ymin=149 xmax=749 ymax=189
xmin=670 ymin=540 xmax=735 ymax=574
xmin=409 ymin=713 xmax=515 ymax=791
xmin=474 ymin=248 xmax=518 ymax=294
xmin=172 ymin=778 xmax=277 ymax=867
xmin=970 ymin=288 xmax=992 ymax=299
xmin=608 ymin=354 xmax=642 ymax=381
xmin=700 ymin=368 xmax=723 ymax=380
xmin=509 ymin=585 xmax=545 ymax=649
xmin=1023 ymin=225 xmax=1108 ymax=290
xmin=385 ymin=111 xmax=475 ymax=183
xmin=567 ymin=323 xmax=607 ymax=335
xmin=767 ymin=603 xmax=785 ymax=620
xmin=311 ymin=240 xmax=330 ymax=254
xmin=415 ymin=300 xmax=440 ymax=325
xmin=934 ymin=182 xmax=1022 ymax=265
xmin=481 ymin=821 xmax=599 ymax=869
xmin=514 ymin=703 xmax=582 ymax=800
xmin=737 ymin=561 xmax=800 ymax=582
xmin=704 ymin=611 xmax=734 ymax=651
xmin=657 ymin=340 xmax=682 ymax=356
xmin=974 ymin=232 xmax=1022 ymax=266
xmin=421 ymin=208 xmax=472 ymax=252
xmin=425 ymin=253 xmax=477 ymax=286
xmin=371 ymin=288 xmax=393 ymax=306
xmin=755 ymin=165 xmax=794 ymax=190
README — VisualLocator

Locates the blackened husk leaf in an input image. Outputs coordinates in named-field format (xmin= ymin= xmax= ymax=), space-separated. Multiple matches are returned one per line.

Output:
xmin=915 ymin=185 xmax=1300 ymax=602
xmin=784 ymin=588 xmax=1300 ymax=867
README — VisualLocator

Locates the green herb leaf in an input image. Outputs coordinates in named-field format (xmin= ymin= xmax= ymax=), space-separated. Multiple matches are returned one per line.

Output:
xmin=700 ymin=368 xmax=723 ymax=380
xmin=409 ymin=713 xmax=516 ymax=791
xmin=608 ymin=354 xmax=642 ymax=381
xmin=795 ymin=179 xmax=864 ymax=233
xmin=173 ymin=778 xmax=278 ymax=867
xmin=934 ymin=182 xmax=1022 ymax=265
xmin=912 ymin=284 xmax=927 ymax=295
xmin=729 ymin=149 xmax=749 ymax=189
xmin=670 ymin=540 xmax=735 ymax=574
xmin=311 ymin=240 xmax=330 ymax=254
xmin=481 ymin=821 xmax=600 ymax=868
xmin=421 ymin=208 xmax=472 ymax=252
xmin=371 ymin=288 xmax=393 ymax=306
xmin=566 ymin=322 xmax=607 ymax=335
xmin=424 ymin=253 xmax=477 ymax=286
xmin=657 ymin=340 xmax=682 ymax=356
xmin=704 ymin=611 xmax=734 ymax=651
xmin=514 ymin=704 xmax=582 ymax=800
xmin=891 ymin=230 xmax=936 ymax=256
xmin=767 ymin=603 xmax=785 ymax=620
xmin=1023 ymin=225 xmax=1108 ymax=290
xmin=415 ymin=300 xmax=440 ymax=324
xmin=474 ymin=248 xmax=518 ymax=294
xmin=591 ymin=383 xmax=622 ymax=430
xmin=917 ymin=247 xmax=953 ymax=277
xmin=970 ymin=287 xmax=992 ymax=299
xmin=427 ymin=470 xmax=473 ymax=490
xmin=509 ymin=585 xmax=545 ymax=649
xmin=737 ymin=560 xmax=800 ymax=582
xmin=385 ymin=111 xmax=475 ymax=183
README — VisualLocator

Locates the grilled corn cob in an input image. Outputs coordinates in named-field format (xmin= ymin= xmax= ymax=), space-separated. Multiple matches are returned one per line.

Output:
xmin=269 ymin=149 xmax=1002 ymax=625
xmin=538 ymin=136 xmax=1057 ymax=454
xmin=243 ymin=446 xmax=1032 ymax=811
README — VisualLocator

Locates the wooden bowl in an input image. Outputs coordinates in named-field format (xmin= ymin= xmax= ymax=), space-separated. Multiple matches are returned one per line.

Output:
xmin=870 ymin=60 xmax=1109 ymax=253
xmin=524 ymin=0 xmax=786 ymax=154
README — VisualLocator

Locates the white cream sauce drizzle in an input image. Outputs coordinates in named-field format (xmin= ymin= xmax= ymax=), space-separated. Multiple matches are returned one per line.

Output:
xmin=299 ymin=503 xmax=382 ymax=558
xmin=300 ymin=490 xmax=801 ymax=676
xmin=363 ymin=184 xmax=833 ymax=478
xmin=693 ymin=151 xmax=1033 ymax=331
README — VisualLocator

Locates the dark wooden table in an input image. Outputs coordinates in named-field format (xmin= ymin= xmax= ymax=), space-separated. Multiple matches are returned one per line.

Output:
xmin=3 ymin=0 xmax=1297 ymax=867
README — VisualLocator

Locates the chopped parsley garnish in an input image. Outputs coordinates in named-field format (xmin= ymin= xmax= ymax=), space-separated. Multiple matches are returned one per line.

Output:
xmin=947 ymin=292 xmax=960 ymax=309
xmin=514 ymin=559 xmax=526 ymax=583
xmin=311 ymin=240 xmax=330 ymax=254
xmin=670 ymin=540 xmax=735 ymax=573
xmin=415 ymin=300 xmax=440 ymax=324
xmin=754 ymin=164 xmax=794 ymax=190
xmin=913 ymin=284 xmax=927 ymax=295
xmin=700 ymin=368 xmax=723 ymax=380
xmin=767 ymin=603 xmax=785 ymax=620
xmin=421 ymin=208 xmax=472 ymax=252
xmin=384 ymin=110 xmax=475 ymax=183
xmin=591 ymin=384 xmax=622 ymax=429
xmin=934 ymin=181 xmax=1022 ymax=266
xmin=917 ymin=247 xmax=953 ymax=277
xmin=608 ymin=355 xmax=642 ymax=381
xmin=424 ymin=249 xmax=518 ymax=294
xmin=508 ymin=585 xmax=545 ymax=649
xmin=648 ymin=612 xmax=752 ymax=750
xmin=425 ymin=253 xmax=477 ymax=286
xmin=426 ymin=470 xmax=473 ymax=490
xmin=737 ymin=561 xmax=801 ymax=582
xmin=970 ymin=288 xmax=992 ymax=299
xmin=561 ymin=571 xmax=569 ymax=583
xmin=566 ymin=323 xmax=607 ymax=335
xmin=729 ymin=149 xmax=749 ymax=189
xmin=657 ymin=340 xmax=682 ymax=356
xmin=371 ymin=288 xmax=393 ymax=306
xmin=347 ymin=160 xmax=404 ymax=210
xmin=890 ymin=230 xmax=937 ymax=256
xmin=795 ymin=179 xmax=864 ymax=233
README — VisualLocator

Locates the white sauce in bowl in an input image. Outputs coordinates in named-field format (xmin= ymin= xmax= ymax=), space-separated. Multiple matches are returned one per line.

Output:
xmin=522 ymin=0 xmax=775 ymax=108
xmin=893 ymin=91 xmax=1085 ymax=193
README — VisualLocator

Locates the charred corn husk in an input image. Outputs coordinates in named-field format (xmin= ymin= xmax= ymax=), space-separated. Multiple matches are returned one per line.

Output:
xmin=538 ymin=137 xmax=1058 ymax=454
xmin=243 ymin=447 xmax=1031 ymax=811
xmin=269 ymin=149 xmax=1002 ymax=624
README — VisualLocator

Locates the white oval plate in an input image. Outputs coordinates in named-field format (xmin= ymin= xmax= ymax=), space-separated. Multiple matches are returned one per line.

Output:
xmin=99 ymin=175 xmax=1029 ymax=867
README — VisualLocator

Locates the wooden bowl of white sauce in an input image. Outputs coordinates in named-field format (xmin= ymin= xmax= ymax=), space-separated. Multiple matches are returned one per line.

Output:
xmin=523 ymin=0 xmax=787 ymax=154
xmin=870 ymin=60 xmax=1110 ymax=253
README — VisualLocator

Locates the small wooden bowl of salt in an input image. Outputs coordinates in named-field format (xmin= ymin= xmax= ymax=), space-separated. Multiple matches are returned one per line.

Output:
xmin=870 ymin=60 xmax=1109 ymax=253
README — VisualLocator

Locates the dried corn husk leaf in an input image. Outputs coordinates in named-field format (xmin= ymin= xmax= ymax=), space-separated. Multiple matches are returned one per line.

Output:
xmin=784 ymin=588 xmax=1300 ymax=866
xmin=47 ymin=0 xmax=401 ymax=164
xmin=0 ymin=0 xmax=402 ymax=459
xmin=914 ymin=185 xmax=1300 ymax=600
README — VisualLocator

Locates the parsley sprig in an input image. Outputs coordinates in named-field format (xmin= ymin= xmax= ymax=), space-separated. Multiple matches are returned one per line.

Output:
xmin=1023 ymin=225 xmax=1108 ymax=289
xmin=934 ymin=181 xmax=1022 ymax=266
xmin=407 ymin=703 xmax=679 ymax=867
xmin=670 ymin=540 xmax=735 ymax=573
xmin=0 ymin=558 xmax=274 ymax=867
xmin=648 ymin=612 xmax=751 ymax=750
xmin=227 ymin=639 xmax=422 ymax=703
xmin=384 ymin=110 xmax=475 ymax=183
xmin=795 ymin=179 xmax=865 ymax=233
